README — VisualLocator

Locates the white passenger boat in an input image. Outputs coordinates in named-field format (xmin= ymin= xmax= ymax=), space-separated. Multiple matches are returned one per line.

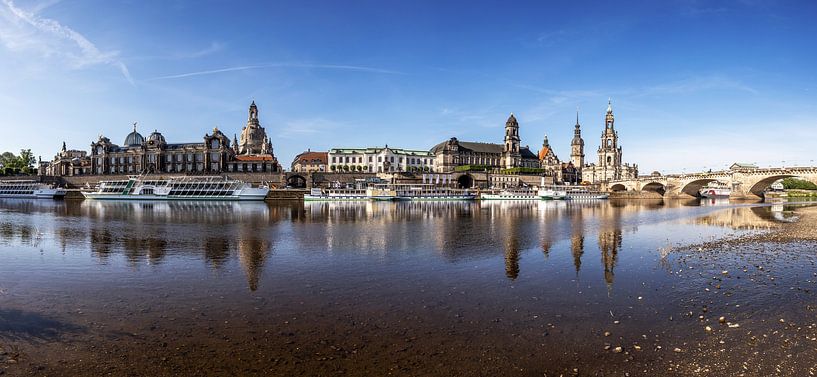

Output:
xmin=699 ymin=182 xmax=730 ymax=198
xmin=366 ymin=184 xmax=400 ymax=201
xmin=303 ymin=187 xmax=368 ymax=201
xmin=563 ymin=187 xmax=609 ymax=200
xmin=0 ymin=180 xmax=66 ymax=199
xmin=480 ymin=189 xmax=540 ymax=200
xmin=537 ymin=186 xmax=567 ymax=200
xmin=82 ymin=176 xmax=269 ymax=201
xmin=393 ymin=184 xmax=475 ymax=201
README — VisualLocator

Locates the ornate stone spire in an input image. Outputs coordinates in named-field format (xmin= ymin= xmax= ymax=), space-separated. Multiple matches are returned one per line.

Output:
xmin=239 ymin=101 xmax=269 ymax=155
xmin=606 ymin=98 xmax=612 ymax=114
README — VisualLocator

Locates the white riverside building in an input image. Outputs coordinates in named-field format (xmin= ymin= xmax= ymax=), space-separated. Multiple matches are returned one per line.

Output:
xmin=327 ymin=146 xmax=437 ymax=173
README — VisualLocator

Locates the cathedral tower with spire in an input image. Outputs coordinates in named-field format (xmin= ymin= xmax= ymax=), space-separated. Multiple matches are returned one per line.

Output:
xmin=582 ymin=99 xmax=638 ymax=183
xmin=597 ymin=98 xmax=622 ymax=180
xmin=570 ymin=109 xmax=585 ymax=169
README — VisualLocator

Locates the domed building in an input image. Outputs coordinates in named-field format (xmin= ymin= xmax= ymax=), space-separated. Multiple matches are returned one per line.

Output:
xmin=48 ymin=102 xmax=280 ymax=176
xmin=124 ymin=124 xmax=144 ymax=146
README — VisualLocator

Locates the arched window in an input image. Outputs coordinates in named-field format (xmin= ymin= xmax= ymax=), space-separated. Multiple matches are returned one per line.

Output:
xmin=607 ymin=156 xmax=612 ymax=164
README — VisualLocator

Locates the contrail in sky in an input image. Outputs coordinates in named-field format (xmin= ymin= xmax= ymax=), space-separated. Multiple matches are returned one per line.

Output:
xmin=147 ymin=63 xmax=405 ymax=81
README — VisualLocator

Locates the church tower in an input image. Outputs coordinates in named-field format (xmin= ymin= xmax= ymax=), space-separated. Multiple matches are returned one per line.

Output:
xmin=597 ymin=99 xmax=622 ymax=181
xmin=570 ymin=109 xmax=585 ymax=168
xmin=503 ymin=113 xmax=521 ymax=168
xmin=238 ymin=101 xmax=270 ymax=155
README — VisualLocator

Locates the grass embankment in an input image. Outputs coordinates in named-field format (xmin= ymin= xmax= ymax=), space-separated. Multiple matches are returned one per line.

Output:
xmin=786 ymin=189 xmax=817 ymax=198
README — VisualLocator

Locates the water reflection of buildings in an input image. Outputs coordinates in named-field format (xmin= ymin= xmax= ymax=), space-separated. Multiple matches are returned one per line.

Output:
xmin=5 ymin=197 xmax=788 ymax=292
xmin=692 ymin=205 xmax=798 ymax=230
xmin=3 ymin=200 xmax=279 ymax=291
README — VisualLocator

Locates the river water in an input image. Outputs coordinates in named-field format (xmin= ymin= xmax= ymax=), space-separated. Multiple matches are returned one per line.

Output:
xmin=0 ymin=198 xmax=815 ymax=376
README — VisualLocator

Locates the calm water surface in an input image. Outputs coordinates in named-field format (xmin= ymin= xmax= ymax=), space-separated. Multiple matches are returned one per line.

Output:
xmin=0 ymin=198 xmax=813 ymax=376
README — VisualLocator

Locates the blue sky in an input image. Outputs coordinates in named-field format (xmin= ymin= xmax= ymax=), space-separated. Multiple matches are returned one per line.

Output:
xmin=0 ymin=0 xmax=815 ymax=173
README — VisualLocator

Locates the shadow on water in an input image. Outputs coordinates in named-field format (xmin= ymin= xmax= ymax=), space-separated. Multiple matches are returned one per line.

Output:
xmin=0 ymin=308 xmax=84 ymax=342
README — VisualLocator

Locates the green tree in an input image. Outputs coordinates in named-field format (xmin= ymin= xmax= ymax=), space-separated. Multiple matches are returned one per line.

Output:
xmin=781 ymin=178 xmax=817 ymax=190
xmin=18 ymin=149 xmax=35 ymax=173
xmin=0 ymin=152 xmax=16 ymax=168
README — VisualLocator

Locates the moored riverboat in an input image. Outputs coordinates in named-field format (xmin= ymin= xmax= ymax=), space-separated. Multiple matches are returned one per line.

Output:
xmin=82 ymin=176 xmax=269 ymax=201
xmin=480 ymin=188 xmax=540 ymax=200
xmin=563 ymin=187 xmax=609 ymax=200
xmin=537 ymin=186 xmax=567 ymax=200
xmin=699 ymin=182 xmax=731 ymax=198
xmin=304 ymin=187 xmax=368 ymax=201
xmin=0 ymin=180 xmax=66 ymax=199
xmin=394 ymin=184 xmax=475 ymax=201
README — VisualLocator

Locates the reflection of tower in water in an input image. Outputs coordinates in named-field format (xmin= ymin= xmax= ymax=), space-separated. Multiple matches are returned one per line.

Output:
xmin=238 ymin=236 xmax=271 ymax=291
xmin=599 ymin=230 xmax=622 ymax=286
xmin=599 ymin=226 xmax=622 ymax=287
xmin=504 ymin=236 xmax=520 ymax=280
xmin=569 ymin=205 xmax=585 ymax=274
xmin=204 ymin=237 xmax=231 ymax=269
xmin=571 ymin=233 xmax=584 ymax=274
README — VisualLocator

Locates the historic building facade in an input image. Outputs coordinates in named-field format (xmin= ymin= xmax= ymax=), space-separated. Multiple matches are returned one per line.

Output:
xmin=44 ymin=102 xmax=279 ymax=176
xmin=291 ymin=150 xmax=328 ymax=173
xmin=538 ymin=134 xmax=562 ymax=181
xmin=580 ymin=100 xmax=638 ymax=183
xmin=40 ymin=142 xmax=92 ymax=176
xmin=431 ymin=114 xmax=539 ymax=172
xmin=328 ymin=146 xmax=435 ymax=173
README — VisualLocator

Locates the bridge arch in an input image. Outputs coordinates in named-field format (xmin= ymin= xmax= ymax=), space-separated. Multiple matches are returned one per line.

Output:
xmin=641 ymin=182 xmax=666 ymax=196
xmin=286 ymin=174 xmax=307 ymax=188
xmin=680 ymin=179 xmax=718 ymax=197
xmin=747 ymin=175 xmax=796 ymax=197
xmin=457 ymin=174 xmax=474 ymax=189
xmin=610 ymin=183 xmax=627 ymax=192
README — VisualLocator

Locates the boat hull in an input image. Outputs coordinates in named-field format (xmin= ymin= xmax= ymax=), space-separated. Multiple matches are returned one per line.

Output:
xmin=403 ymin=195 xmax=475 ymax=201
xmin=565 ymin=194 xmax=609 ymax=200
xmin=480 ymin=194 xmax=539 ymax=200
xmin=700 ymin=189 xmax=730 ymax=198
xmin=82 ymin=192 xmax=268 ymax=201
xmin=303 ymin=195 xmax=368 ymax=201
xmin=0 ymin=189 xmax=66 ymax=200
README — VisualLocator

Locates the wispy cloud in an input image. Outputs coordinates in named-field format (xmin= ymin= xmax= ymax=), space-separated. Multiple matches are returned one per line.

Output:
xmin=639 ymin=75 xmax=758 ymax=96
xmin=0 ymin=0 xmax=133 ymax=84
xmin=147 ymin=63 xmax=405 ymax=81
xmin=536 ymin=29 xmax=569 ymax=44
xmin=277 ymin=117 xmax=346 ymax=144
xmin=128 ymin=41 xmax=226 ymax=61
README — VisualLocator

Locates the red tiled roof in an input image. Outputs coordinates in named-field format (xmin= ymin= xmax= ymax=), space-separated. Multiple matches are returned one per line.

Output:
xmin=538 ymin=147 xmax=550 ymax=160
xmin=294 ymin=151 xmax=328 ymax=165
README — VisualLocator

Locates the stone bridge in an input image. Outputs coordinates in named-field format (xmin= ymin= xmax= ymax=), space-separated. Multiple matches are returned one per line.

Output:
xmin=604 ymin=166 xmax=817 ymax=200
